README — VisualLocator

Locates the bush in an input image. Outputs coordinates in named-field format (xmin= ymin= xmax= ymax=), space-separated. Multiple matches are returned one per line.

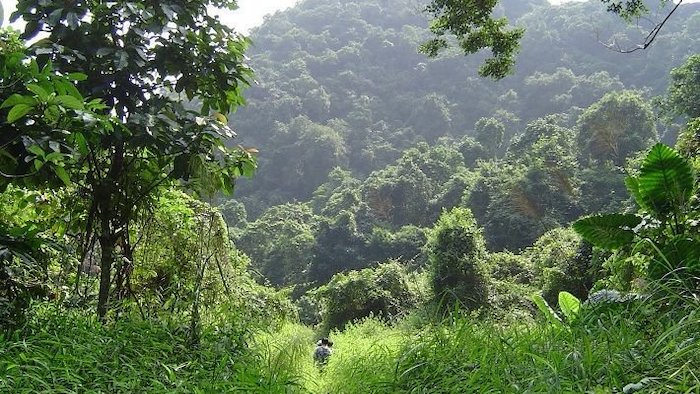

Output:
xmin=315 ymin=260 xmax=422 ymax=331
xmin=487 ymin=251 xmax=535 ymax=285
xmin=526 ymin=228 xmax=595 ymax=305
xmin=427 ymin=207 xmax=489 ymax=310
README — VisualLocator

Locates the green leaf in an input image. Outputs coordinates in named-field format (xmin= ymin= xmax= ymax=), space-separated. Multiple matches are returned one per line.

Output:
xmin=45 ymin=152 xmax=62 ymax=163
xmin=558 ymin=291 xmax=580 ymax=323
xmin=636 ymin=143 xmax=695 ymax=218
xmin=1 ymin=94 xmax=37 ymax=109
xmin=7 ymin=104 xmax=33 ymax=123
xmin=26 ymin=84 xmax=50 ymax=101
xmin=624 ymin=177 xmax=651 ymax=212
xmin=573 ymin=214 xmax=642 ymax=250
xmin=532 ymin=294 xmax=564 ymax=329
xmin=73 ymin=132 xmax=88 ymax=156
xmin=54 ymin=95 xmax=84 ymax=110
xmin=27 ymin=145 xmax=45 ymax=158
xmin=54 ymin=166 xmax=71 ymax=186
xmin=67 ymin=72 xmax=88 ymax=81
xmin=651 ymin=237 xmax=700 ymax=280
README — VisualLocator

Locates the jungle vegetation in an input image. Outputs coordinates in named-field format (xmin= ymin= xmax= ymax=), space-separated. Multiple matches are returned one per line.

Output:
xmin=1 ymin=0 xmax=699 ymax=392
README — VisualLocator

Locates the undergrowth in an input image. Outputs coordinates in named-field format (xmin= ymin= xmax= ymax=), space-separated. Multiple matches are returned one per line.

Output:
xmin=1 ymin=289 xmax=698 ymax=393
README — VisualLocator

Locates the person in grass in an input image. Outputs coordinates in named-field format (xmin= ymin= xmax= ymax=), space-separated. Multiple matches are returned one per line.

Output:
xmin=313 ymin=338 xmax=333 ymax=367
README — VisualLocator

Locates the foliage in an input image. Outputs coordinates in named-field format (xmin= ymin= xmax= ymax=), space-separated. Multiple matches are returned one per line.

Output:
xmin=576 ymin=91 xmax=657 ymax=166
xmin=0 ymin=186 xmax=78 ymax=330
xmin=474 ymin=117 xmax=505 ymax=157
xmin=235 ymin=203 xmax=318 ymax=287
xmin=662 ymin=54 xmax=700 ymax=118
xmin=486 ymin=251 xmax=535 ymax=285
xmin=427 ymin=207 xmax=489 ymax=310
xmin=131 ymin=191 xmax=243 ymax=323
xmin=525 ymin=228 xmax=596 ymax=305
xmin=574 ymin=143 xmax=699 ymax=283
xmin=421 ymin=0 xmax=525 ymax=79
xmin=0 ymin=304 xmax=300 ymax=393
xmin=315 ymin=260 xmax=423 ymax=331
xmin=2 ymin=0 xmax=256 ymax=319
xmin=230 ymin=0 xmax=699 ymax=218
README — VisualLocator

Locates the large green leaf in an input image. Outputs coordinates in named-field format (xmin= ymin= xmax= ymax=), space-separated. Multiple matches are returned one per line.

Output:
xmin=558 ymin=291 xmax=581 ymax=323
xmin=625 ymin=177 xmax=651 ymax=212
xmin=532 ymin=294 xmax=564 ymax=329
xmin=637 ymin=143 xmax=695 ymax=218
xmin=573 ymin=213 xmax=642 ymax=249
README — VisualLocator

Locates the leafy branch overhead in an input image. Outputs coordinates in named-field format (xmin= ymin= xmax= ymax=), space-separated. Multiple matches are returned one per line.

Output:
xmin=421 ymin=0 xmax=524 ymax=79
xmin=423 ymin=0 xmax=684 ymax=78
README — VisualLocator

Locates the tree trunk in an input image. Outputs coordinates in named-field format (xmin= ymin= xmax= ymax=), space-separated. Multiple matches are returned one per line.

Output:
xmin=97 ymin=224 xmax=113 ymax=322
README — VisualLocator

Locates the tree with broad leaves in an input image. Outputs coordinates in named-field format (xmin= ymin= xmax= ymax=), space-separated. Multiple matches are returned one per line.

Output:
xmin=1 ymin=0 xmax=256 ymax=321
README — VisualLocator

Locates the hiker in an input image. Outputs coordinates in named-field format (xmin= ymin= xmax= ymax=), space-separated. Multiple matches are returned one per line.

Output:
xmin=313 ymin=338 xmax=333 ymax=366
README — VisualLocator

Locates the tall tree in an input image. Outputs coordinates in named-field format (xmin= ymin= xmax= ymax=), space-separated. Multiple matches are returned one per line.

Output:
xmin=3 ymin=0 xmax=255 ymax=320
xmin=577 ymin=91 xmax=657 ymax=166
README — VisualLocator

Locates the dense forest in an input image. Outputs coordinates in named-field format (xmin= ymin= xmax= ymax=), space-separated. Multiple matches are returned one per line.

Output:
xmin=1 ymin=0 xmax=699 ymax=392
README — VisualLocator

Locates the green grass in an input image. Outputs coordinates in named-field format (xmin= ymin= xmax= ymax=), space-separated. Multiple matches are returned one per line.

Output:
xmin=2 ymin=291 xmax=698 ymax=393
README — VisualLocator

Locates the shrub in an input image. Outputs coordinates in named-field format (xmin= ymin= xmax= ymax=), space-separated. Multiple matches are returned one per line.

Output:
xmin=487 ymin=251 xmax=535 ymax=285
xmin=526 ymin=228 xmax=595 ymax=305
xmin=427 ymin=207 xmax=489 ymax=310
xmin=315 ymin=260 xmax=421 ymax=331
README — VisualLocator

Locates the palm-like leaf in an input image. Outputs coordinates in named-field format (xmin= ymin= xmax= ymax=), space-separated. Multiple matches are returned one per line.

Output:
xmin=636 ymin=143 xmax=695 ymax=219
xmin=573 ymin=214 xmax=642 ymax=249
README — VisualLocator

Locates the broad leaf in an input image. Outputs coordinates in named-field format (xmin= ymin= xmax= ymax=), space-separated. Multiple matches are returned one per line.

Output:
xmin=650 ymin=237 xmax=700 ymax=280
xmin=625 ymin=177 xmax=651 ymax=212
xmin=532 ymin=294 xmax=564 ymax=329
xmin=637 ymin=143 xmax=695 ymax=218
xmin=1 ymin=94 xmax=37 ymax=109
xmin=54 ymin=95 xmax=84 ymax=110
xmin=26 ymin=83 xmax=50 ymax=101
xmin=7 ymin=103 xmax=33 ymax=123
xmin=558 ymin=291 xmax=581 ymax=323
xmin=573 ymin=214 xmax=642 ymax=249
xmin=54 ymin=166 xmax=71 ymax=186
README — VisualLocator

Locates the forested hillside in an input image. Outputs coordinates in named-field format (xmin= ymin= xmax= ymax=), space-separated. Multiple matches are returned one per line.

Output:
xmin=226 ymin=0 xmax=699 ymax=291
xmin=1 ymin=0 xmax=699 ymax=392
xmin=232 ymin=0 xmax=700 ymax=210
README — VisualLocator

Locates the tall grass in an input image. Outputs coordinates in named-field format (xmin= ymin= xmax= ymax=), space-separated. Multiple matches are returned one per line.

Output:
xmin=2 ymin=286 xmax=698 ymax=393
xmin=0 ymin=303 xmax=299 ymax=393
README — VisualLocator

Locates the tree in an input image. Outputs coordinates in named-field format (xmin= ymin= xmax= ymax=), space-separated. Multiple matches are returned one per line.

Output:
xmin=427 ymin=207 xmax=489 ymax=310
xmin=577 ymin=91 xmax=657 ymax=166
xmin=474 ymin=117 xmax=505 ymax=157
xmin=421 ymin=0 xmax=525 ymax=79
xmin=423 ymin=0 xmax=685 ymax=78
xmin=3 ymin=0 xmax=256 ymax=320
xmin=315 ymin=260 xmax=421 ymax=331
xmin=235 ymin=203 xmax=318 ymax=287
xmin=663 ymin=54 xmax=700 ymax=119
